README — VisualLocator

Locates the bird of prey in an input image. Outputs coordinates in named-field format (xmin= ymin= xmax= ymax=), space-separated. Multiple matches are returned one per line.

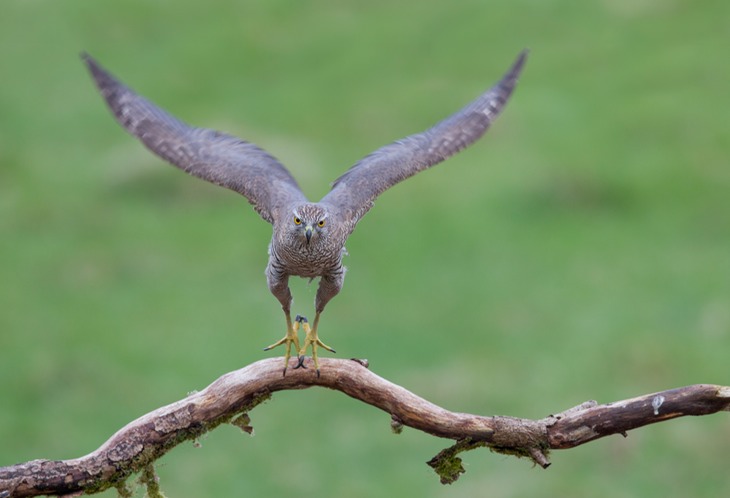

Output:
xmin=83 ymin=50 xmax=527 ymax=375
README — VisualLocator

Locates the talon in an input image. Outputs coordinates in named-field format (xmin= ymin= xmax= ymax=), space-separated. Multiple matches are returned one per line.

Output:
xmin=263 ymin=337 xmax=286 ymax=351
xmin=265 ymin=314 xmax=301 ymax=374
xmin=271 ymin=312 xmax=334 ymax=375
xmin=296 ymin=312 xmax=334 ymax=374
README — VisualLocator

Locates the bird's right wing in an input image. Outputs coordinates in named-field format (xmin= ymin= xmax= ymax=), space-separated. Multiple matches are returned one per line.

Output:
xmin=320 ymin=50 xmax=527 ymax=231
xmin=83 ymin=54 xmax=306 ymax=224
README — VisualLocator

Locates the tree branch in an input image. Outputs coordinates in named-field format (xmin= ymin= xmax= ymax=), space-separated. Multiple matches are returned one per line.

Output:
xmin=1 ymin=357 xmax=728 ymax=496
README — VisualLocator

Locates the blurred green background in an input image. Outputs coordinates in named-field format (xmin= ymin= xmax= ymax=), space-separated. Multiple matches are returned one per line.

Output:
xmin=1 ymin=0 xmax=729 ymax=496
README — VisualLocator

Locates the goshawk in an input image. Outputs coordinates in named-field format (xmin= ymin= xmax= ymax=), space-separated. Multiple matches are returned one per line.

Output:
xmin=83 ymin=50 xmax=527 ymax=374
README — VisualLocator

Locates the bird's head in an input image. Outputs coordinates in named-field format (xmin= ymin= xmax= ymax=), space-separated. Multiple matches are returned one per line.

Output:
xmin=289 ymin=204 xmax=329 ymax=246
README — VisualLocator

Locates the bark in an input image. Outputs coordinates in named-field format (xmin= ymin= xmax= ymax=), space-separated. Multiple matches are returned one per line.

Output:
xmin=1 ymin=357 xmax=728 ymax=496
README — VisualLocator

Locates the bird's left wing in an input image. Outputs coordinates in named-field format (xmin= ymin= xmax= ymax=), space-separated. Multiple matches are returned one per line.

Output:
xmin=320 ymin=50 xmax=527 ymax=231
xmin=83 ymin=54 xmax=306 ymax=224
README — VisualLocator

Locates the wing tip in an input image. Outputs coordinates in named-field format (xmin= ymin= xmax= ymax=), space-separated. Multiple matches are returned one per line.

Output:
xmin=504 ymin=49 xmax=529 ymax=85
xmin=80 ymin=52 xmax=124 ymax=96
xmin=517 ymin=48 xmax=530 ymax=62
xmin=80 ymin=51 xmax=100 ymax=75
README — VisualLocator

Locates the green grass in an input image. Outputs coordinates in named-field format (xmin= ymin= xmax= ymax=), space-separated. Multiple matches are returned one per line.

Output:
xmin=1 ymin=0 xmax=729 ymax=496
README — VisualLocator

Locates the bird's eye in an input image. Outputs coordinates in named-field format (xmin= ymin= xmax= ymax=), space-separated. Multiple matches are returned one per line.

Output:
xmin=318 ymin=220 xmax=326 ymax=227
xmin=294 ymin=217 xmax=302 ymax=225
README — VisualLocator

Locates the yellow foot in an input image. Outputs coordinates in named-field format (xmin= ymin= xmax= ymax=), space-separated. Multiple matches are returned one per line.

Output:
xmin=293 ymin=314 xmax=335 ymax=377
xmin=263 ymin=315 xmax=301 ymax=376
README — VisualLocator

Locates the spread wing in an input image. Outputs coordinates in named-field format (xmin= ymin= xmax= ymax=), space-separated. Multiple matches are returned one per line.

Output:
xmin=320 ymin=50 xmax=527 ymax=230
xmin=82 ymin=53 xmax=306 ymax=224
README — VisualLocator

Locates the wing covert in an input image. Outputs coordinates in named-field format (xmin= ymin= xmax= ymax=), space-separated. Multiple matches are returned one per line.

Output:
xmin=82 ymin=53 xmax=306 ymax=224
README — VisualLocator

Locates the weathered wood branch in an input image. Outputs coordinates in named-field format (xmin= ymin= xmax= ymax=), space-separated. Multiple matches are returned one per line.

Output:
xmin=1 ymin=357 xmax=728 ymax=496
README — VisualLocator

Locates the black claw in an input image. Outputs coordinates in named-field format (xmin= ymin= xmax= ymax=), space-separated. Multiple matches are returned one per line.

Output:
xmin=316 ymin=369 xmax=321 ymax=378
xmin=294 ymin=355 xmax=307 ymax=370
xmin=282 ymin=368 xmax=287 ymax=377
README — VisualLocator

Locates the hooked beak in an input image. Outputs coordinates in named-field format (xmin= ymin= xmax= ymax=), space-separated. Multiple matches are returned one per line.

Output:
xmin=305 ymin=225 xmax=313 ymax=243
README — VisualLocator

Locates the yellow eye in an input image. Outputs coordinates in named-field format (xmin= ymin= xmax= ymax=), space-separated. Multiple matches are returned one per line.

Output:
xmin=294 ymin=217 xmax=302 ymax=225
xmin=318 ymin=220 xmax=326 ymax=227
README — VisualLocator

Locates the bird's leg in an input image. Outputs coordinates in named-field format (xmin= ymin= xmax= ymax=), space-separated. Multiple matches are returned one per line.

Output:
xmin=263 ymin=312 xmax=301 ymax=375
xmin=294 ymin=312 xmax=335 ymax=376
xmin=294 ymin=273 xmax=342 ymax=375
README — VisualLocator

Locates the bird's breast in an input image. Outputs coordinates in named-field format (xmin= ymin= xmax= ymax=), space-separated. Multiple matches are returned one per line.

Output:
xmin=270 ymin=241 xmax=344 ymax=278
